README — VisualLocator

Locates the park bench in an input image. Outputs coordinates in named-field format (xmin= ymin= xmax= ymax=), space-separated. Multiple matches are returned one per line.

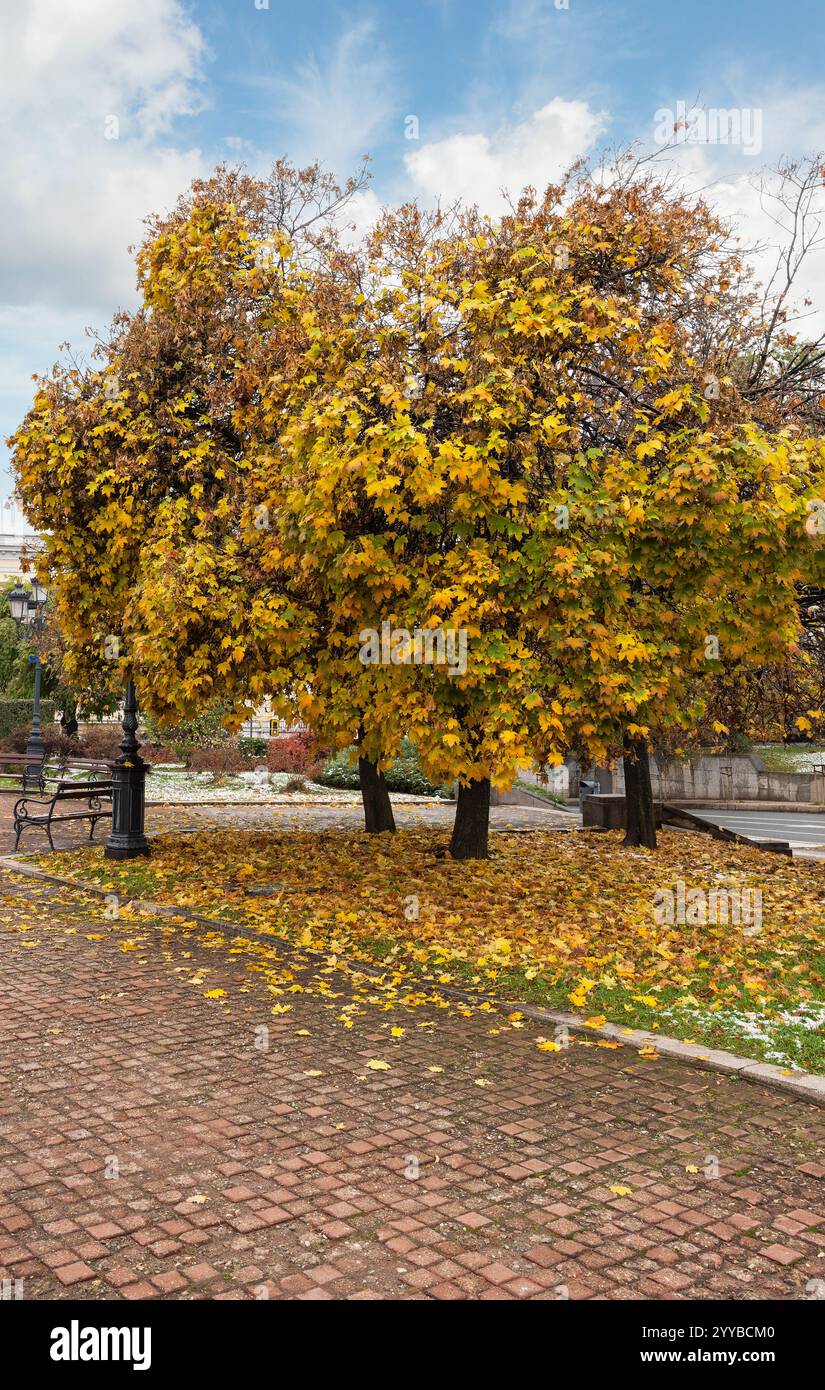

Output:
xmin=0 ymin=752 xmax=47 ymax=793
xmin=50 ymin=757 xmax=112 ymax=779
xmin=13 ymin=776 xmax=113 ymax=850
xmin=0 ymin=752 xmax=112 ymax=796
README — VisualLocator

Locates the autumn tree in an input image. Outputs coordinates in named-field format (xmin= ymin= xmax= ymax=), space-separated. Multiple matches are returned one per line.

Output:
xmin=11 ymin=153 xmax=825 ymax=860
xmin=8 ymin=160 xmax=402 ymax=832
xmin=496 ymin=164 xmax=825 ymax=845
xmin=269 ymin=167 xmax=825 ymax=854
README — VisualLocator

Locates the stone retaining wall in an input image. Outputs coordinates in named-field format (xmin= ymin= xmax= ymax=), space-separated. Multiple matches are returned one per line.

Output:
xmin=567 ymin=752 xmax=825 ymax=804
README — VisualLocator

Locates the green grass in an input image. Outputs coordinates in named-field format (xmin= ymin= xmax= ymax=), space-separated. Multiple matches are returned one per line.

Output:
xmin=752 ymin=743 xmax=825 ymax=773
xmin=514 ymin=780 xmax=568 ymax=806
xmin=28 ymin=839 xmax=825 ymax=1075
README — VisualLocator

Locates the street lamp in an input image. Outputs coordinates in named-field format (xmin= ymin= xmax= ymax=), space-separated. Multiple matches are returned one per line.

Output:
xmin=8 ymin=586 xmax=28 ymax=624
xmin=104 ymin=680 xmax=150 ymax=860
xmin=7 ymin=582 xmax=48 ymax=789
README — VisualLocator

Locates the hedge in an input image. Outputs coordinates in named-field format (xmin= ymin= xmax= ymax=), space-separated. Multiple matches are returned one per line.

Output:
xmin=319 ymin=740 xmax=451 ymax=797
xmin=0 ymin=698 xmax=56 ymax=741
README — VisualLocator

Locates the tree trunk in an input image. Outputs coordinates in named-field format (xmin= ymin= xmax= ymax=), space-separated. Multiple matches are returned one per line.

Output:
xmin=358 ymin=751 xmax=396 ymax=834
xmin=622 ymin=738 xmax=657 ymax=849
xmin=449 ymin=778 xmax=491 ymax=859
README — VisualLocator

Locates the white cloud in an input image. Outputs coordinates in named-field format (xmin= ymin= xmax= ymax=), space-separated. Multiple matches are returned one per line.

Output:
xmin=0 ymin=0 xmax=206 ymax=314
xmin=270 ymin=20 xmax=396 ymax=174
xmin=404 ymin=98 xmax=606 ymax=210
xmin=0 ymin=0 xmax=209 ymax=482
xmin=335 ymin=189 xmax=385 ymax=247
xmin=643 ymin=86 xmax=825 ymax=339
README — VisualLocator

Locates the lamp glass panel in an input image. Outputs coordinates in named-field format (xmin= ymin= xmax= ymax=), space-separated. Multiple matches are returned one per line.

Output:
xmin=8 ymin=587 xmax=27 ymax=622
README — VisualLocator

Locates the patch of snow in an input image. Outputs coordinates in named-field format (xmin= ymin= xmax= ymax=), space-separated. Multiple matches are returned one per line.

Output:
xmin=662 ymin=1001 xmax=825 ymax=1068
xmin=143 ymin=768 xmax=441 ymax=805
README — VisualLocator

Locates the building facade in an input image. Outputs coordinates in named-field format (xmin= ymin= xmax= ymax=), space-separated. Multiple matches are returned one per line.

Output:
xmin=0 ymin=498 xmax=42 ymax=579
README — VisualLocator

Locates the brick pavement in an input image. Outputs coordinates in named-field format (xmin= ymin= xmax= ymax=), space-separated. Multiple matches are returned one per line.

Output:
xmin=1 ymin=865 xmax=824 ymax=1300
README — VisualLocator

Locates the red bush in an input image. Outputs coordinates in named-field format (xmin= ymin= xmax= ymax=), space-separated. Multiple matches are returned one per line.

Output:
xmin=266 ymin=731 xmax=323 ymax=773
xmin=76 ymin=725 xmax=125 ymax=760
xmin=188 ymin=745 xmax=251 ymax=773
xmin=139 ymin=742 xmax=180 ymax=765
xmin=0 ymin=726 xmax=80 ymax=760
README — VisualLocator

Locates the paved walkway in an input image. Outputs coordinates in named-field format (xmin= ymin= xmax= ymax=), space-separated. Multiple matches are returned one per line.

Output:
xmin=1 ymin=859 xmax=823 ymax=1301
xmin=0 ymin=792 xmax=575 ymax=855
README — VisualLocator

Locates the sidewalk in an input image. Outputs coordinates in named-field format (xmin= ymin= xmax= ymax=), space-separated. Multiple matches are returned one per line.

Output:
xmin=0 ymin=794 xmax=575 ymax=853
xmin=1 ymin=863 xmax=823 ymax=1300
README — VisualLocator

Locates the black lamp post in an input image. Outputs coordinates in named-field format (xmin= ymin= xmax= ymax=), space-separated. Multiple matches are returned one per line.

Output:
xmin=104 ymin=679 xmax=150 ymax=859
xmin=8 ymin=580 xmax=48 ymax=789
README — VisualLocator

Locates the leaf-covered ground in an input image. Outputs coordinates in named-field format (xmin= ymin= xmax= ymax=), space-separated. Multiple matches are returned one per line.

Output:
xmin=33 ymin=827 xmax=825 ymax=1072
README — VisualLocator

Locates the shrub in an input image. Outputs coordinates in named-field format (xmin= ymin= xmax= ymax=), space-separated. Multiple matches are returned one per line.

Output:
xmin=72 ymin=724 xmax=180 ymax=764
xmin=0 ymin=725 xmax=77 ymax=762
xmin=141 ymin=703 xmax=233 ymax=762
xmin=382 ymin=742 xmax=446 ymax=796
xmin=318 ymin=740 xmax=448 ymax=796
xmin=317 ymin=750 xmax=361 ymax=790
xmin=139 ymin=741 xmax=180 ymax=765
xmin=0 ymin=698 xmax=56 ymax=741
xmin=284 ymin=774 xmax=306 ymax=792
xmin=76 ymin=724 xmax=125 ymax=761
xmin=240 ymin=736 xmax=268 ymax=757
xmin=266 ymin=731 xmax=322 ymax=773
xmin=188 ymin=745 xmax=251 ymax=774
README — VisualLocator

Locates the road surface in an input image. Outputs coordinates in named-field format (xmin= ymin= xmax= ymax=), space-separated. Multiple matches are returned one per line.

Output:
xmin=685 ymin=807 xmax=825 ymax=857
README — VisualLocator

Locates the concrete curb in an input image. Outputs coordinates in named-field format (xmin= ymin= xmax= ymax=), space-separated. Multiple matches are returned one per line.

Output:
xmin=505 ymin=1003 xmax=825 ymax=1108
xmin=669 ymin=800 xmax=825 ymax=814
xmin=2 ymin=854 xmax=824 ymax=1110
xmin=661 ymin=803 xmax=793 ymax=856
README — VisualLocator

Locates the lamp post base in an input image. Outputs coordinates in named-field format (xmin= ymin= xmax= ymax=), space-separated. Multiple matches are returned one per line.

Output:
xmin=104 ymin=681 xmax=150 ymax=860
xmin=104 ymin=760 xmax=150 ymax=859
xmin=104 ymin=841 xmax=150 ymax=860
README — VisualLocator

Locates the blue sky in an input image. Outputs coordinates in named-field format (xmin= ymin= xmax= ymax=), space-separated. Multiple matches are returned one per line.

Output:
xmin=2 ymin=0 xmax=825 ymax=487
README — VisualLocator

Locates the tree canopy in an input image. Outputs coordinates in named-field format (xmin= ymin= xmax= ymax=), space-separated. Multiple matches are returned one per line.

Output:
xmin=9 ymin=156 xmax=825 ymax=854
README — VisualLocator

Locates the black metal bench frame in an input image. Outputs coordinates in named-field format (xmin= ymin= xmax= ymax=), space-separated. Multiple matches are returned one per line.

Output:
xmin=0 ymin=754 xmax=112 ymax=797
xmin=0 ymin=753 xmax=46 ymax=793
xmin=14 ymin=779 xmax=113 ymax=850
